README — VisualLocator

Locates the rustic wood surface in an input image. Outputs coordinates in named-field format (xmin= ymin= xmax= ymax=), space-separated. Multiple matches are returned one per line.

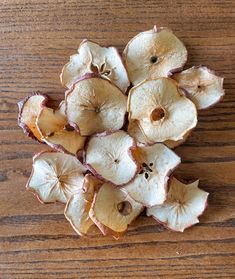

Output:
xmin=0 ymin=0 xmax=235 ymax=278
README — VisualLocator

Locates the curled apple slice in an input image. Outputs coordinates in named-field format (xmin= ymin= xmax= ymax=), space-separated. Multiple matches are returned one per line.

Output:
xmin=128 ymin=78 xmax=197 ymax=143
xmin=61 ymin=40 xmax=130 ymax=93
xmin=85 ymin=131 xmax=138 ymax=186
xmin=66 ymin=75 xmax=127 ymax=136
xmin=27 ymin=151 xmax=86 ymax=203
xmin=127 ymin=120 xmax=152 ymax=146
xmin=64 ymin=174 xmax=102 ymax=236
xmin=147 ymin=177 xmax=209 ymax=232
xmin=89 ymin=183 xmax=144 ymax=238
xmin=173 ymin=66 xmax=224 ymax=109
xmin=128 ymin=119 xmax=191 ymax=149
xmin=123 ymin=26 xmax=187 ymax=85
xmin=164 ymin=130 xmax=191 ymax=149
xmin=37 ymin=101 xmax=86 ymax=155
xmin=123 ymin=144 xmax=180 ymax=207
xmin=18 ymin=92 xmax=48 ymax=141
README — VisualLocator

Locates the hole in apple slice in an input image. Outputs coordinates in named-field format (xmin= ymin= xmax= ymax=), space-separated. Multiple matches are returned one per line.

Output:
xmin=117 ymin=201 xmax=132 ymax=216
xmin=150 ymin=56 xmax=158 ymax=64
xmin=151 ymin=107 xmax=165 ymax=121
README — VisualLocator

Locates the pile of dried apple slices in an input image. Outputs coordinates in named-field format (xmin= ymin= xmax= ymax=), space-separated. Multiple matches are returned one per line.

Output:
xmin=18 ymin=26 xmax=224 ymax=238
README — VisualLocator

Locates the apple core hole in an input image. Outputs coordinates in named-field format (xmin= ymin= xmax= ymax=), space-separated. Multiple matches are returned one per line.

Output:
xmin=151 ymin=107 xmax=165 ymax=121
xmin=90 ymin=64 xmax=99 ymax=74
xmin=64 ymin=124 xmax=75 ymax=131
xmin=117 ymin=201 xmax=132 ymax=216
xmin=150 ymin=56 xmax=158 ymax=64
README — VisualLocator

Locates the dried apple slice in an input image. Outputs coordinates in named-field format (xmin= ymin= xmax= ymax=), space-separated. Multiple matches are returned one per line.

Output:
xmin=123 ymin=144 xmax=180 ymax=207
xmin=27 ymin=151 xmax=86 ymax=204
xmin=123 ymin=26 xmax=187 ymax=85
xmin=128 ymin=120 xmax=191 ymax=149
xmin=18 ymin=92 xmax=48 ymax=141
xmin=147 ymin=177 xmax=209 ymax=232
xmin=164 ymin=130 xmax=191 ymax=149
xmin=66 ymin=75 xmax=127 ymax=136
xmin=37 ymin=101 xmax=86 ymax=155
xmin=64 ymin=174 xmax=102 ymax=236
xmin=128 ymin=78 xmax=197 ymax=143
xmin=173 ymin=66 xmax=225 ymax=109
xmin=127 ymin=120 xmax=152 ymax=146
xmin=89 ymin=183 xmax=144 ymax=238
xmin=60 ymin=40 xmax=130 ymax=93
xmin=85 ymin=131 xmax=138 ymax=186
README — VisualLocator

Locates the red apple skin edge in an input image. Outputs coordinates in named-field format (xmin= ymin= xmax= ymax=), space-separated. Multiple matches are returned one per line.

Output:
xmin=89 ymin=195 xmax=121 ymax=239
xmin=64 ymin=173 xmax=104 ymax=237
xmin=64 ymin=189 xmax=90 ymax=238
xmin=40 ymin=138 xmax=85 ymax=158
xmin=18 ymin=92 xmax=49 ymax=143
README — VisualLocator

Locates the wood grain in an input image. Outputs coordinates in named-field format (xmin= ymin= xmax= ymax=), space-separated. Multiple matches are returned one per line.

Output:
xmin=0 ymin=0 xmax=235 ymax=278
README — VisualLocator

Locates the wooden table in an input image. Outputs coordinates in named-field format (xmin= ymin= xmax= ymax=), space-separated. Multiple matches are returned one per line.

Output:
xmin=0 ymin=1 xmax=235 ymax=278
